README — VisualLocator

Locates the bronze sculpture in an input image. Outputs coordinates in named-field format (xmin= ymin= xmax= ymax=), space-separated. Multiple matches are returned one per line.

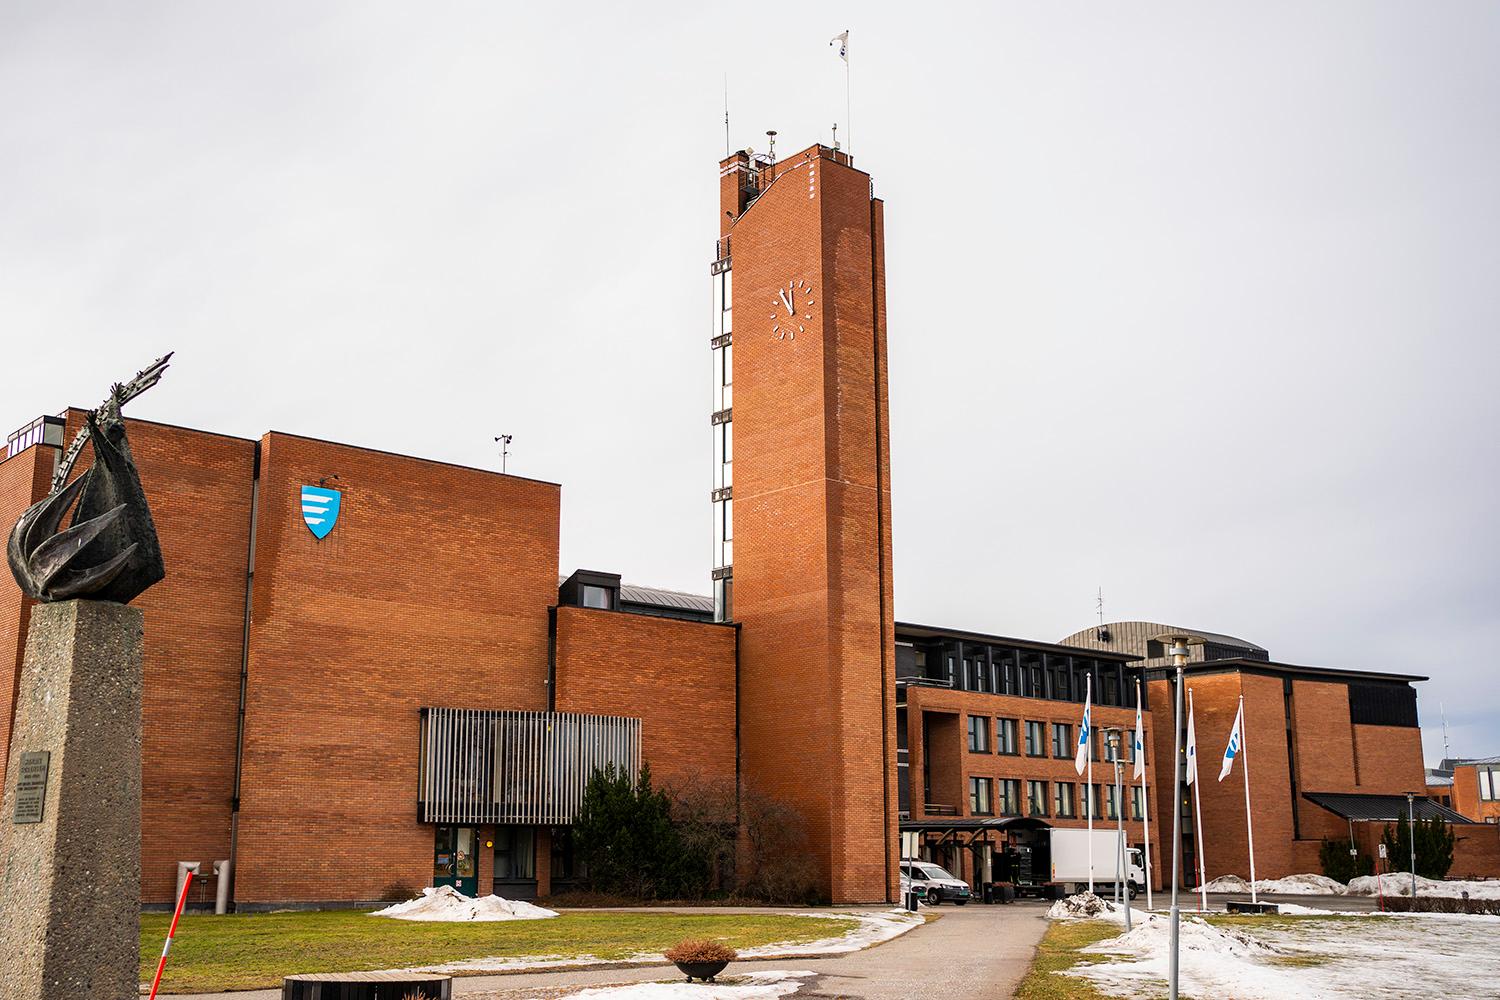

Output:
xmin=6 ymin=354 xmax=171 ymax=604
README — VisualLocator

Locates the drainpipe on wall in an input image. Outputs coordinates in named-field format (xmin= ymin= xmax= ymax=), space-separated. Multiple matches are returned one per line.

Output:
xmin=226 ymin=445 xmax=262 ymax=912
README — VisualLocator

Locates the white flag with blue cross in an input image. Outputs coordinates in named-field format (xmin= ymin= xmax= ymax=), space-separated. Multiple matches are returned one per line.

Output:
xmin=1074 ymin=675 xmax=1092 ymax=776
xmin=1219 ymin=701 xmax=1245 ymax=782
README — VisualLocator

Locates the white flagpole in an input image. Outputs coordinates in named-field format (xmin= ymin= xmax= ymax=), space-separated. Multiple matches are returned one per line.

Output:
xmin=845 ymin=38 xmax=851 ymax=155
xmin=1189 ymin=688 xmax=1207 ymax=912
xmin=1241 ymin=695 xmax=1259 ymax=905
xmin=1085 ymin=674 xmax=1094 ymax=894
xmin=1139 ymin=680 xmax=1154 ymax=911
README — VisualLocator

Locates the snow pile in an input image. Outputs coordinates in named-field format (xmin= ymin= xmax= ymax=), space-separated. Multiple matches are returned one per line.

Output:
xmin=568 ymin=970 xmax=814 ymax=999
xmin=1203 ymin=873 xmax=1346 ymax=895
xmin=1047 ymin=892 xmax=1117 ymax=919
xmin=1069 ymin=900 xmax=1500 ymax=998
xmin=737 ymin=909 xmax=923 ymax=957
xmin=370 ymin=885 xmax=558 ymax=921
xmin=1346 ymin=874 xmax=1500 ymax=900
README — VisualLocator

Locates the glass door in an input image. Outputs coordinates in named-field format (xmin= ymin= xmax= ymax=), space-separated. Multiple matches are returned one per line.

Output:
xmin=434 ymin=826 xmax=479 ymax=896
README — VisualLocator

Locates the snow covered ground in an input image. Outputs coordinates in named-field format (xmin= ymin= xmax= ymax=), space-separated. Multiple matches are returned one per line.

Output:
xmin=1346 ymin=874 xmax=1500 ymax=899
xmin=1058 ymin=901 xmax=1500 ymax=998
xmin=371 ymin=885 xmax=559 ymax=921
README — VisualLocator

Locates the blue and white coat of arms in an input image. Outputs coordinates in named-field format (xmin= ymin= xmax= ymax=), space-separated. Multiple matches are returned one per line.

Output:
xmin=300 ymin=485 xmax=341 ymax=539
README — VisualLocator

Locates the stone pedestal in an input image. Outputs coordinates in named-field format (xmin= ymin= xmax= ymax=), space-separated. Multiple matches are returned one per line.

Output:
xmin=0 ymin=600 xmax=143 ymax=1000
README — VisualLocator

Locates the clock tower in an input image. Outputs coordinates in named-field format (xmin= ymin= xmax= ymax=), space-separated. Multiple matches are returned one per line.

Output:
xmin=709 ymin=143 xmax=897 ymax=903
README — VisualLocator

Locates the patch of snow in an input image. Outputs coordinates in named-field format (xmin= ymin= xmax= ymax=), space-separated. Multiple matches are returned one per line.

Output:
xmin=1067 ymin=904 xmax=1500 ymax=998
xmin=736 ymin=909 xmax=923 ymax=957
xmin=1203 ymin=873 xmax=1346 ymax=895
xmin=1347 ymin=874 xmax=1500 ymax=900
xmin=1047 ymin=892 xmax=1118 ymax=919
xmin=370 ymin=885 xmax=558 ymax=922
xmin=565 ymin=970 xmax=814 ymax=999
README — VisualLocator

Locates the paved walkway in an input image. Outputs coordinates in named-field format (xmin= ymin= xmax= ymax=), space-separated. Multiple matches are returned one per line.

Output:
xmin=174 ymin=902 xmax=1052 ymax=1000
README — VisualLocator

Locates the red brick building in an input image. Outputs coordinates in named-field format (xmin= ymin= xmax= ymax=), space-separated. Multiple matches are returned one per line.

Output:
xmin=1 ymin=143 xmax=1485 ymax=910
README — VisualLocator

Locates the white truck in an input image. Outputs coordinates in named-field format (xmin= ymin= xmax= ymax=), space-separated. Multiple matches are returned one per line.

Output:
xmin=1050 ymin=829 xmax=1146 ymax=898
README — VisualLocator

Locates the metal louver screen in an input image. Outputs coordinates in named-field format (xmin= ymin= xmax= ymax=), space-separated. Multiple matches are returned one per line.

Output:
xmin=418 ymin=708 xmax=641 ymax=825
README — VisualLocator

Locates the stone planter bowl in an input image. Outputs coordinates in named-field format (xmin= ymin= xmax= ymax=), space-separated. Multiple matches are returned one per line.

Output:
xmin=673 ymin=959 xmax=730 ymax=982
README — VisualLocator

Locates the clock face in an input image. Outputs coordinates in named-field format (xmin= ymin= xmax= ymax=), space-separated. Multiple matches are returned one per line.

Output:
xmin=771 ymin=279 xmax=814 ymax=340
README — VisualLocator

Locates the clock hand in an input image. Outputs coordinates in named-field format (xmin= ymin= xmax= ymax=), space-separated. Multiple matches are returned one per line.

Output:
xmin=778 ymin=288 xmax=794 ymax=315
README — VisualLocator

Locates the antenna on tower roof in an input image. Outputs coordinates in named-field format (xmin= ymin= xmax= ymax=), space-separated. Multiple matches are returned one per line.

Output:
xmin=1095 ymin=587 xmax=1112 ymax=642
xmin=723 ymin=74 xmax=731 ymax=157
xmin=766 ymin=130 xmax=777 ymax=163
xmin=1442 ymin=702 xmax=1452 ymax=762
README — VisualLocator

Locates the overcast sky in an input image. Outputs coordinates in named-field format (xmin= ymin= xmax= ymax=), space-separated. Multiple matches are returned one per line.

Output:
xmin=3 ymin=2 xmax=1496 ymax=764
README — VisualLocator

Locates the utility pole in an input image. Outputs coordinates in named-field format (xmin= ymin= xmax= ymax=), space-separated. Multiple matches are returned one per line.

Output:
xmin=1407 ymin=790 xmax=1417 ymax=899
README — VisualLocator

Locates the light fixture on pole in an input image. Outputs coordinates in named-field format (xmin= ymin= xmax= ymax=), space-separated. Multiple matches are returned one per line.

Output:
xmin=1153 ymin=632 xmax=1204 ymax=1000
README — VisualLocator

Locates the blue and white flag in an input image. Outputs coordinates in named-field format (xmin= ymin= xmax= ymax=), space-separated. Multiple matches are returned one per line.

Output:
xmin=1219 ymin=701 xmax=1245 ymax=782
xmin=1074 ymin=674 xmax=1092 ymax=775
xmin=830 ymin=30 xmax=848 ymax=62
xmin=1133 ymin=689 xmax=1147 ymax=781
xmin=300 ymin=485 xmax=341 ymax=540
xmin=1186 ymin=697 xmax=1200 ymax=786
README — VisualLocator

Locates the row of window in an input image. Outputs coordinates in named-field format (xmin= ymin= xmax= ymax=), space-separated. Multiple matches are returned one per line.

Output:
xmin=967 ymin=715 xmax=1137 ymax=763
xmin=947 ymin=652 xmax=1129 ymax=707
xmin=966 ymin=776 xmax=1146 ymax=820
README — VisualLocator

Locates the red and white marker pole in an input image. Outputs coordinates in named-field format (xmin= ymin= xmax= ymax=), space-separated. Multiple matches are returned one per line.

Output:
xmin=148 ymin=869 xmax=193 ymax=1000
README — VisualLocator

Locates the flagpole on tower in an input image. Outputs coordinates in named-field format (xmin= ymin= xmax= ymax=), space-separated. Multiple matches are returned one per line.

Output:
xmin=831 ymin=30 xmax=851 ymax=154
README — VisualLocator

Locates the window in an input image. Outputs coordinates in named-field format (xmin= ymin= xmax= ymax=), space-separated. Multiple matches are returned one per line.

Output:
xmin=1086 ymin=783 xmax=1106 ymax=819
xmin=967 ymin=715 xmax=990 ymax=753
xmin=1481 ymin=768 xmax=1500 ymax=802
xmin=1054 ymin=782 xmax=1076 ymax=818
xmin=1028 ymin=780 xmax=1049 ymax=817
xmin=1025 ymin=721 xmax=1047 ymax=756
xmin=1103 ymin=783 xmax=1121 ymax=820
xmin=493 ymin=827 xmax=535 ymax=880
xmin=1131 ymin=786 xmax=1146 ymax=819
xmin=969 ymin=776 xmax=993 ymax=816
xmin=1052 ymin=722 xmax=1073 ymax=759
xmin=996 ymin=718 xmax=1018 ymax=755
xmin=998 ymin=779 xmax=1021 ymax=816
xmin=580 ymin=584 xmax=611 ymax=610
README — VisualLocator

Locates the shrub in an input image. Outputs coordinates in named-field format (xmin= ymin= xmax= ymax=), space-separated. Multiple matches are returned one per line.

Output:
xmin=1318 ymin=838 xmax=1373 ymax=883
xmin=1383 ymin=894 xmax=1500 ymax=916
xmin=1381 ymin=812 xmax=1455 ymax=880
xmin=379 ymin=882 xmax=418 ymax=902
xmin=664 ymin=939 xmax=738 ymax=964
xmin=738 ymin=787 xmax=821 ymax=904
xmin=574 ymin=764 xmax=707 ymax=899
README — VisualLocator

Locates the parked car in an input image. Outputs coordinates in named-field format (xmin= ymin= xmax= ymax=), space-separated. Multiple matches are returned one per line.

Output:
xmin=901 ymin=861 xmax=971 ymax=905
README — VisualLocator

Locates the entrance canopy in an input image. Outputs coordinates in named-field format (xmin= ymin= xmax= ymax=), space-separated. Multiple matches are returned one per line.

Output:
xmin=1303 ymin=792 xmax=1474 ymax=824
xmin=900 ymin=816 xmax=1051 ymax=835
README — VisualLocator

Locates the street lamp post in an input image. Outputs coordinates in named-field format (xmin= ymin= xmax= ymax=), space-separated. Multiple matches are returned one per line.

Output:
xmin=1407 ymin=790 xmax=1417 ymax=899
xmin=1106 ymin=727 xmax=1130 ymax=932
xmin=1154 ymin=633 xmax=1202 ymax=1000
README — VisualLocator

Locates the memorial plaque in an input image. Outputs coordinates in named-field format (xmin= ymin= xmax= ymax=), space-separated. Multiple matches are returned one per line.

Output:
xmin=13 ymin=751 xmax=50 ymax=824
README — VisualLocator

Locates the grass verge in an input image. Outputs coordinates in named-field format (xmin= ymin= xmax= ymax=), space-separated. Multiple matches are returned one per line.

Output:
xmin=1014 ymin=919 xmax=1119 ymax=1000
xmin=141 ymin=910 xmax=857 ymax=993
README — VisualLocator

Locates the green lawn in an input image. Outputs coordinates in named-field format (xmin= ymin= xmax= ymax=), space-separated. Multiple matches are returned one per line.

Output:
xmin=1014 ymin=919 xmax=1119 ymax=1000
xmin=141 ymin=909 xmax=857 ymax=993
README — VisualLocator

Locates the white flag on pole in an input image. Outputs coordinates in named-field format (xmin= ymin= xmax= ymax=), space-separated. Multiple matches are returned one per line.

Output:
xmin=830 ymin=30 xmax=849 ymax=61
xmin=1133 ymin=691 xmax=1146 ymax=781
xmin=1219 ymin=701 xmax=1245 ymax=782
xmin=1075 ymin=676 xmax=1092 ymax=776
xmin=1185 ymin=697 xmax=1199 ymax=786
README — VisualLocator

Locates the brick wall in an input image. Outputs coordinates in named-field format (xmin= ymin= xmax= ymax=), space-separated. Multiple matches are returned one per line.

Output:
xmin=553 ymin=606 xmax=737 ymax=793
xmin=0 ymin=445 xmax=51 ymax=796
xmin=232 ymin=432 xmax=561 ymax=904
xmin=728 ymin=144 xmax=896 ymax=903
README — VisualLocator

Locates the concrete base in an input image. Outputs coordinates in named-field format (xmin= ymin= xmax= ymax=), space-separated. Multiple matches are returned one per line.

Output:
xmin=0 ymin=600 xmax=143 ymax=1000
